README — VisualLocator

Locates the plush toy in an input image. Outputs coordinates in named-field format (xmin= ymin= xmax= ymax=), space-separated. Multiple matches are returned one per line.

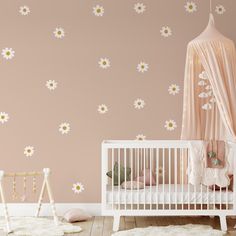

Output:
xmin=135 ymin=169 xmax=156 ymax=186
xmin=106 ymin=162 xmax=131 ymax=186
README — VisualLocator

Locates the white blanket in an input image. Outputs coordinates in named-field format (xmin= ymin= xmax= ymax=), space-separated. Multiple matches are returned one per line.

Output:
xmin=188 ymin=141 xmax=233 ymax=187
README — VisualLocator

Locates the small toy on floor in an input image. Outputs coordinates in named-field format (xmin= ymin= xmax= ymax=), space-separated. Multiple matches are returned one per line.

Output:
xmin=63 ymin=208 xmax=92 ymax=223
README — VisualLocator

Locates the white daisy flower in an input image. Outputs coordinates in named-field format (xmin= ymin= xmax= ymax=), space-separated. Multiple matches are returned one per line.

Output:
xmin=137 ymin=62 xmax=149 ymax=73
xmin=156 ymin=166 xmax=164 ymax=177
xmin=136 ymin=134 xmax=146 ymax=141
xmin=93 ymin=5 xmax=104 ymax=16
xmin=98 ymin=104 xmax=108 ymax=114
xmin=1 ymin=48 xmax=15 ymax=60
xmin=134 ymin=99 xmax=145 ymax=110
xmin=198 ymin=80 xmax=207 ymax=86
xmin=19 ymin=6 xmax=30 ymax=16
xmin=134 ymin=3 xmax=146 ymax=14
xmin=53 ymin=27 xmax=65 ymax=39
xmin=59 ymin=122 xmax=70 ymax=134
xmin=160 ymin=26 xmax=172 ymax=38
xmin=98 ymin=58 xmax=110 ymax=69
xmin=164 ymin=120 xmax=177 ymax=131
xmin=198 ymin=92 xmax=209 ymax=98
xmin=184 ymin=1 xmax=197 ymax=13
xmin=72 ymin=182 xmax=84 ymax=194
xmin=0 ymin=112 xmax=9 ymax=124
xmin=199 ymin=71 xmax=208 ymax=80
xmin=24 ymin=146 xmax=34 ymax=157
xmin=46 ymin=80 xmax=57 ymax=91
xmin=168 ymin=84 xmax=180 ymax=95
xmin=215 ymin=5 xmax=226 ymax=15
xmin=202 ymin=103 xmax=212 ymax=110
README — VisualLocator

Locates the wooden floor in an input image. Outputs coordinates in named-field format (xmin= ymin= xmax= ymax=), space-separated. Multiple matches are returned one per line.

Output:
xmin=1 ymin=216 xmax=236 ymax=235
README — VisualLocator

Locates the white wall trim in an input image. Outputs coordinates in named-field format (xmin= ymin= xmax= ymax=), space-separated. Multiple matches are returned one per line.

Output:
xmin=0 ymin=203 xmax=101 ymax=216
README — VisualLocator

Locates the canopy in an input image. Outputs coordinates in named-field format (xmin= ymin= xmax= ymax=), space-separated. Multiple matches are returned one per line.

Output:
xmin=181 ymin=14 xmax=236 ymax=141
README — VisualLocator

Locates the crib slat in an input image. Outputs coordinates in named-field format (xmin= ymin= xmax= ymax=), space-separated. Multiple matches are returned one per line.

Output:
xmin=220 ymin=187 xmax=222 ymax=210
xmin=168 ymin=148 xmax=171 ymax=210
xmin=137 ymin=148 xmax=140 ymax=210
xmin=144 ymin=148 xmax=146 ymax=210
xmin=124 ymin=148 xmax=127 ymax=210
xmin=174 ymin=148 xmax=177 ymax=210
xmin=150 ymin=149 xmax=153 ymax=210
xmin=156 ymin=148 xmax=159 ymax=210
xmin=118 ymin=149 xmax=120 ymax=210
xmin=186 ymin=149 xmax=190 ymax=210
xmin=226 ymin=185 xmax=228 ymax=210
xmin=201 ymin=184 xmax=203 ymax=210
xmin=162 ymin=148 xmax=165 ymax=210
xmin=112 ymin=149 xmax=114 ymax=210
xmin=181 ymin=149 xmax=184 ymax=210
xmin=207 ymin=184 xmax=209 ymax=210
xmin=214 ymin=184 xmax=216 ymax=210
xmin=131 ymin=148 xmax=133 ymax=210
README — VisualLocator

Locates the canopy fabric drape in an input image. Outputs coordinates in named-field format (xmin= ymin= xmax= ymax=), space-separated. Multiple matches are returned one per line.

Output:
xmin=181 ymin=14 xmax=236 ymax=142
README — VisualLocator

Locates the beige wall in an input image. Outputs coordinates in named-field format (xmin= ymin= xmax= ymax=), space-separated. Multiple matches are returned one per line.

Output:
xmin=0 ymin=0 xmax=235 ymax=202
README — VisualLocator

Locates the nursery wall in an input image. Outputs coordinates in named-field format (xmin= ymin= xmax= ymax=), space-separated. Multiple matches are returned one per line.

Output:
xmin=0 ymin=0 xmax=236 ymax=203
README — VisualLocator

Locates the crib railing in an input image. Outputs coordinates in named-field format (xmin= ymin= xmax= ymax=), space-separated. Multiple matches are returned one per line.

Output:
xmin=101 ymin=140 xmax=236 ymax=216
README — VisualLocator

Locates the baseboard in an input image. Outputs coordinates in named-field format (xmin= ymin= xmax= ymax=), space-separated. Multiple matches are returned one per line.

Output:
xmin=0 ymin=203 xmax=101 ymax=216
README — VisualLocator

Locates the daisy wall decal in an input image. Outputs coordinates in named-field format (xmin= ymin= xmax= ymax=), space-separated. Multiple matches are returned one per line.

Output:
xmin=93 ymin=5 xmax=104 ymax=16
xmin=168 ymin=84 xmax=180 ymax=95
xmin=24 ymin=146 xmax=35 ymax=157
xmin=160 ymin=26 xmax=172 ymax=38
xmin=134 ymin=99 xmax=145 ymax=110
xmin=0 ymin=112 xmax=9 ymax=124
xmin=72 ymin=182 xmax=84 ymax=194
xmin=46 ymin=80 xmax=57 ymax=91
xmin=98 ymin=58 xmax=111 ymax=69
xmin=1 ymin=48 xmax=15 ymax=60
xmin=59 ymin=122 xmax=70 ymax=134
xmin=98 ymin=104 xmax=108 ymax=114
xmin=164 ymin=120 xmax=177 ymax=131
xmin=184 ymin=2 xmax=197 ymax=13
xmin=53 ymin=27 xmax=65 ymax=39
xmin=19 ymin=6 xmax=30 ymax=16
xmin=215 ymin=5 xmax=226 ymax=15
xmin=136 ymin=134 xmax=146 ymax=141
xmin=134 ymin=3 xmax=146 ymax=14
xmin=156 ymin=166 xmax=164 ymax=177
xmin=137 ymin=62 xmax=149 ymax=73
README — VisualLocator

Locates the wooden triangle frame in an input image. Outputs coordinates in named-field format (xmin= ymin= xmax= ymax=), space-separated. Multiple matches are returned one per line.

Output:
xmin=0 ymin=168 xmax=59 ymax=234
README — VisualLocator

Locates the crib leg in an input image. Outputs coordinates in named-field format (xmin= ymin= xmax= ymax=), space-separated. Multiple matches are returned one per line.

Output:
xmin=219 ymin=215 xmax=227 ymax=232
xmin=113 ymin=214 xmax=120 ymax=232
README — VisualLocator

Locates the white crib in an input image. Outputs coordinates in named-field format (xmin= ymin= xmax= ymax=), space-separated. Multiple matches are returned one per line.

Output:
xmin=101 ymin=140 xmax=236 ymax=232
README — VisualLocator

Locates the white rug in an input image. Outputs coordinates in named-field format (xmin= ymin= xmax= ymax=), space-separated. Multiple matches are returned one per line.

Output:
xmin=0 ymin=217 xmax=82 ymax=236
xmin=112 ymin=224 xmax=225 ymax=236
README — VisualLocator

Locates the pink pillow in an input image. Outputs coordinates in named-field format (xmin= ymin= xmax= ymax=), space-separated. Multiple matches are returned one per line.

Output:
xmin=63 ymin=208 xmax=92 ymax=223
xmin=135 ymin=169 xmax=156 ymax=186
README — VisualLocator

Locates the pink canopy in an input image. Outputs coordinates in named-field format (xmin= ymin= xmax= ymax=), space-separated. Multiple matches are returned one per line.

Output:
xmin=181 ymin=14 xmax=236 ymax=141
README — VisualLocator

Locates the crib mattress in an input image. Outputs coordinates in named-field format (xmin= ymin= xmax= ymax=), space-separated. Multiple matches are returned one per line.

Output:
xmin=106 ymin=184 xmax=234 ymax=204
